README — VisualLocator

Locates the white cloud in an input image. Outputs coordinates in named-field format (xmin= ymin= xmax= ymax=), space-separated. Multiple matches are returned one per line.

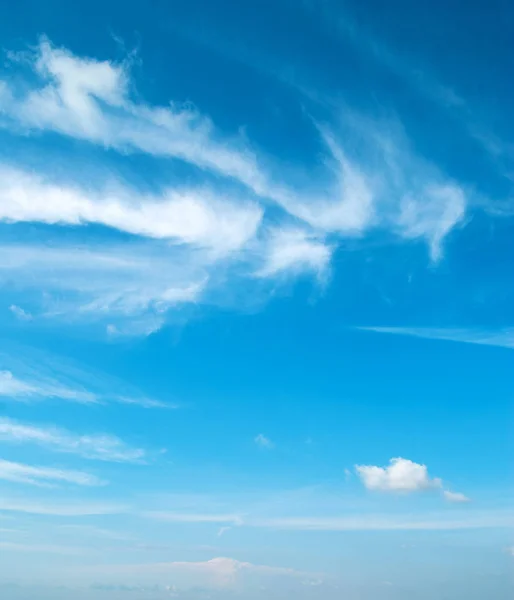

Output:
xmin=398 ymin=185 xmax=466 ymax=261
xmin=0 ymin=417 xmax=146 ymax=463
xmin=0 ymin=37 xmax=467 ymax=253
xmin=217 ymin=526 xmax=232 ymax=537
xmin=0 ymin=541 xmax=84 ymax=554
xmin=142 ymin=512 xmax=243 ymax=525
xmin=443 ymin=490 xmax=471 ymax=503
xmin=358 ymin=326 xmax=514 ymax=350
xmin=0 ymin=37 xmax=475 ymax=338
xmin=0 ymin=370 xmax=97 ymax=403
xmin=9 ymin=304 xmax=32 ymax=321
xmin=0 ymin=165 xmax=262 ymax=254
xmin=268 ymin=133 xmax=375 ymax=234
xmin=0 ymin=458 xmax=104 ymax=487
xmin=83 ymin=557 xmax=306 ymax=590
xmin=257 ymin=227 xmax=331 ymax=278
xmin=0 ymin=368 xmax=169 ymax=408
xmin=0 ymin=349 xmax=171 ymax=408
xmin=254 ymin=433 xmax=274 ymax=449
xmin=325 ymin=4 xmax=514 ymax=173
xmin=0 ymin=39 xmax=378 ymax=238
xmin=0 ymin=241 xmax=207 ymax=325
xmin=355 ymin=457 xmax=442 ymax=493
xmin=251 ymin=511 xmax=514 ymax=531
xmin=326 ymin=111 xmax=469 ymax=261
xmin=4 ymin=38 xmax=268 ymax=196
xmin=144 ymin=504 xmax=514 ymax=532
xmin=296 ymin=128 xmax=375 ymax=233
xmin=0 ymin=168 xmax=339 ymax=331
xmin=0 ymin=497 xmax=126 ymax=516
xmin=164 ymin=557 xmax=299 ymax=587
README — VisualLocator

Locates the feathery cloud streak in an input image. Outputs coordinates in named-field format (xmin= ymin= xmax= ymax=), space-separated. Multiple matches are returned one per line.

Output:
xmin=0 ymin=38 xmax=473 ymax=334
xmin=0 ymin=458 xmax=104 ymax=487
xmin=0 ymin=38 xmax=467 ymax=242
xmin=0 ymin=417 xmax=146 ymax=463
xmin=358 ymin=326 xmax=514 ymax=350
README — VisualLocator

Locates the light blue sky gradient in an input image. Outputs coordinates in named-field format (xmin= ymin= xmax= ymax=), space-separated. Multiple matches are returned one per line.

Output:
xmin=0 ymin=1 xmax=513 ymax=598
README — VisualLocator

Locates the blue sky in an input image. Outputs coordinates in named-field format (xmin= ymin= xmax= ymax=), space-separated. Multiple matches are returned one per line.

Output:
xmin=0 ymin=0 xmax=513 ymax=598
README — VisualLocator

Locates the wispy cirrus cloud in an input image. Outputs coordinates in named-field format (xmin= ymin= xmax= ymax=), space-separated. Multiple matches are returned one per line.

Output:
xmin=0 ymin=368 xmax=167 ymax=408
xmin=0 ymin=36 xmax=335 ymax=331
xmin=398 ymin=185 xmax=466 ymax=261
xmin=254 ymin=433 xmax=274 ymax=449
xmin=249 ymin=511 xmax=509 ymax=531
xmin=1 ymin=38 xmax=267 ymax=197
xmin=0 ymin=38 xmax=371 ymax=236
xmin=0 ymin=346 xmax=172 ymax=408
xmin=0 ymin=497 xmax=127 ymax=516
xmin=0 ymin=369 xmax=97 ymax=404
xmin=139 ymin=484 xmax=494 ymax=534
xmin=358 ymin=326 xmax=514 ymax=350
xmin=0 ymin=241 xmax=208 ymax=325
xmin=0 ymin=458 xmax=105 ymax=487
xmin=0 ymin=541 xmax=86 ymax=554
xmin=0 ymin=37 xmax=474 ymax=336
xmin=311 ymin=1 xmax=514 ymax=171
xmin=9 ymin=304 xmax=32 ymax=321
xmin=144 ymin=507 xmax=508 ymax=532
xmin=0 ymin=417 xmax=147 ymax=463
xmin=142 ymin=512 xmax=243 ymax=525
xmin=0 ymin=38 xmax=467 ymax=242
xmin=443 ymin=490 xmax=471 ymax=504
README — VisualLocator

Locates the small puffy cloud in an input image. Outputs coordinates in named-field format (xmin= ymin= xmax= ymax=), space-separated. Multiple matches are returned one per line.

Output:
xmin=443 ymin=490 xmax=470 ymax=503
xmin=355 ymin=457 xmax=442 ymax=493
xmin=255 ymin=433 xmax=274 ymax=449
